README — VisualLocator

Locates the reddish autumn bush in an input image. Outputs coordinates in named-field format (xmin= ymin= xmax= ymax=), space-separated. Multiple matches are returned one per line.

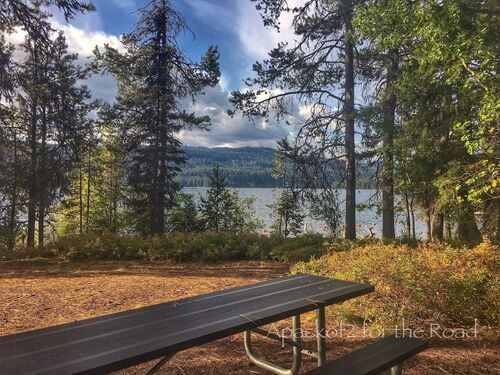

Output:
xmin=292 ymin=240 xmax=498 ymax=327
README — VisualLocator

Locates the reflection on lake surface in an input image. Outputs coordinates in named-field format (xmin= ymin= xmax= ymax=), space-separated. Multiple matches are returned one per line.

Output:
xmin=183 ymin=188 xmax=427 ymax=239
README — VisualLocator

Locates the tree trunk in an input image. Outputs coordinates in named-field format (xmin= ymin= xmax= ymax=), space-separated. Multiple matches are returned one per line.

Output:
xmin=404 ymin=192 xmax=411 ymax=239
xmin=280 ymin=158 xmax=287 ymax=238
xmin=7 ymin=130 xmax=18 ymax=251
xmin=7 ymin=196 xmax=17 ymax=250
xmin=156 ymin=127 xmax=167 ymax=235
xmin=483 ymin=199 xmax=499 ymax=242
xmin=410 ymin=195 xmax=416 ymax=240
xmin=38 ymin=206 xmax=45 ymax=247
xmin=27 ymin=46 xmax=39 ymax=247
xmin=151 ymin=7 xmax=168 ymax=236
xmin=112 ymin=170 xmax=118 ymax=233
xmin=38 ymin=104 xmax=47 ymax=247
xmin=446 ymin=216 xmax=452 ymax=238
xmin=343 ymin=0 xmax=356 ymax=240
xmin=382 ymin=50 xmax=397 ymax=239
xmin=426 ymin=208 xmax=432 ymax=241
xmin=432 ymin=210 xmax=444 ymax=241
xmin=79 ymin=162 xmax=83 ymax=234
xmin=457 ymin=201 xmax=482 ymax=245
xmin=27 ymin=100 xmax=38 ymax=247
xmin=86 ymin=147 xmax=91 ymax=232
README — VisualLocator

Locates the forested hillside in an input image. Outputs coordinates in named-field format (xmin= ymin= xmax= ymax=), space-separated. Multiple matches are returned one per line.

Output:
xmin=177 ymin=147 xmax=375 ymax=188
xmin=177 ymin=147 xmax=276 ymax=187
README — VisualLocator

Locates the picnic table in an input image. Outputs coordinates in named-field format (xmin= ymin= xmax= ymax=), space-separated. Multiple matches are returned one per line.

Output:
xmin=0 ymin=274 xmax=374 ymax=374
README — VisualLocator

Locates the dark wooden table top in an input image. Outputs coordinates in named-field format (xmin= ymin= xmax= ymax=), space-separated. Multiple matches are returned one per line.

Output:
xmin=0 ymin=274 xmax=373 ymax=375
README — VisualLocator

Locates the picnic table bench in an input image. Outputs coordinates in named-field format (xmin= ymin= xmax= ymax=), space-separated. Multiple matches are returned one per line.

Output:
xmin=0 ymin=274 xmax=426 ymax=374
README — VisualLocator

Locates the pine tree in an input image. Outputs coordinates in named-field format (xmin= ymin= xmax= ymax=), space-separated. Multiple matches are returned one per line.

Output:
xmin=199 ymin=166 xmax=261 ymax=233
xmin=0 ymin=108 xmax=26 ymax=251
xmin=356 ymin=0 xmax=497 ymax=243
xmin=90 ymin=107 xmax=129 ymax=233
xmin=271 ymin=189 xmax=304 ymax=238
xmin=269 ymin=141 xmax=304 ymax=238
xmin=0 ymin=35 xmax=14 ymax=101
xmin=231 ymin=0 xmax=360 ymax=239
xmin=96 ymin=0 xmax=219 ymax=236
xmin=0 ymin=1 xmax=94 ymax=248
xmin=16 ymin=31 xmax=52 ymax=246
xmin=56 ymin=104 xmax=129 ymax=235
xmin=15 ymin=31 xmax=93 ymax=246
xmin=354 ymin=3 xmax=404 ymax=239
xmin=0 ymin=37 xmax=20 ymax=251
xmin=168 ymin=193 xmax=200 ymax=233
xmin=200 ymin=165 xmax=227 ymax=232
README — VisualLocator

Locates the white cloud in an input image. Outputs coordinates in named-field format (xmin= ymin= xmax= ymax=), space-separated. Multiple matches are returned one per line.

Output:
xmin=182 ymin=0 xmax=298 ymax=63
xmin=219 ymin=73 xmax=230 ymax=92
xmin=6 ymin=20 xmax=123 ymax=102
xmin=180 ymin=84 xmax=294 ymax=147
xmin=236 ymin=0 xmax=299 ymax=61
xmin=299 ymin=104 xmax=313 ymax=118
xmin=51 ymin=20 xmax=124 ymax=57
xmin=49 ymin=21 xmax=125 ymax=101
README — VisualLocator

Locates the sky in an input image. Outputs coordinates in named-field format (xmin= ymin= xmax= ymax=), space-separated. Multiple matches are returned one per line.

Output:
xmin=44 ymin=0 xmax=301 ymax=148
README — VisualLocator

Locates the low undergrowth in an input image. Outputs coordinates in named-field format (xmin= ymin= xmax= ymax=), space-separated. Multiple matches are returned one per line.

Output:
xmin=7 ymin=232 xmax=326 ymax=263
xmin=292 ymin=240 xmax=499 ymax=327
xmin=4 ymin=233 xmax=498 ymax=329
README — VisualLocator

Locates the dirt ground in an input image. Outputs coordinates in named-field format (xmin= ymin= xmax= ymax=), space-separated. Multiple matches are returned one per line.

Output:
xmin=0 ymin=260 xmax=498 ymax=374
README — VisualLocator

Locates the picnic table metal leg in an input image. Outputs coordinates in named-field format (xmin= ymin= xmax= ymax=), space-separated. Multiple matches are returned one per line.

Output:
xmin=381 ymin=365 xmax=403 ymax=375
xmin=316 ymin=307 xmax=326 ymax=366
xmin=145 ymin=353 xmax=175 ymax=375
xmin=244 ymin=315 xmax=302 ymax=375
xmin=391 ymin=364 xmax=402 ymax=375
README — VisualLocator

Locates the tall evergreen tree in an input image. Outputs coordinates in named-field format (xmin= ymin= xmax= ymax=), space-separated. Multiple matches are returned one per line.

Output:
xmin=57 ymin=105 xmax=130 ymax=235
xmin=15 ymin=31 xmax=93 ymax=246
xmin=90 ymin=106 xmax=129 ymax=233
xmin=271 ymin=188 xmax=304 ymax=237
xmin=96 ymin=0 xmax=219 ymax=236
xmin=356 ymin=0 xmax=498 ymax=242
xmin=0 ymin=106 xmax=25 ymax=250
xmin=0 ymin=1 xmax=94 ymax=249
xmin=231 ymin=0 xmax=360 ymax=239
xmin=0 ymin=36 xmax=18 ymax=250
xmin=354 ymin=2 xmax=403 ymax=239
xmin=343 ymin=0 xmax=357 ymax=240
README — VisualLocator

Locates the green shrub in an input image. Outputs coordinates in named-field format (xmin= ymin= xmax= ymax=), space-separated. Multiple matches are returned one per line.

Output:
xmin=31 ymin=231 xmax=325 ymax=263
xmin=46 ymin=233 xmax=152 ymax=260
xmin=269 ymin=234 xmax=326 ymax=261
xmin=292 ymin=239 xmax=499 ymax=327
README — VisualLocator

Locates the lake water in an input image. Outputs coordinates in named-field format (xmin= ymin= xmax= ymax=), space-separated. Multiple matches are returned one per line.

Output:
xmin=183 ymin=187 xmax=428 ymax=239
